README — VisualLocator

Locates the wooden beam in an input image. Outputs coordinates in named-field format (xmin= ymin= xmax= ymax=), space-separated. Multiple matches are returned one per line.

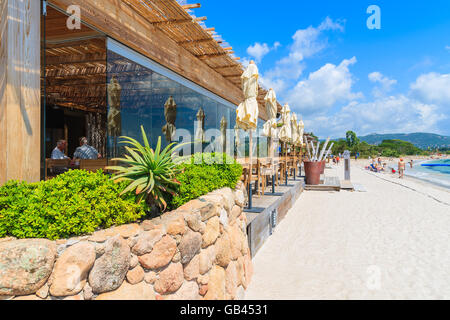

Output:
xmin=204 ymin=27 xmax=215 ymax=32
xmin=152 ymin=18 xmax=192 ymax=26
xmin=196 ymin=52 xmax=230 ymax=59
xmin=222 ymin=47 xmax=233 ymax=51
xmin=0 ymin=0 xmax=41 ymax=183
xmin=152 ymin=16 xmax=206 ymax=26
xmin=182 ymin=3 xmax=201 ymax=10
xmin=214 ymin=65 xmax=241 ymax=70
xmin=177 ymin=38 xmax=214 ymax=45
xmin=223 ymin=74 xmax=242 ymax=78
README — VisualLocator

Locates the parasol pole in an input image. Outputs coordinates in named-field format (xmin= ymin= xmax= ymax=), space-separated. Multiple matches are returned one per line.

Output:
xmin=293 ymin=145 xmax=296 ymax=180
xmin=323 ymin=142 xmax=334 ymax=162
xmin=305 ymin=136 xmax=312 ymax=160
xmin=248 ymin=129 xmax=253 ymax=209
xmin=318 ymin=137 xmax=330 ymax=162
xmin=285 ymin=141 xmax=288 ymax=185
xmin=315 ymin=140 xmax=320 ymax=161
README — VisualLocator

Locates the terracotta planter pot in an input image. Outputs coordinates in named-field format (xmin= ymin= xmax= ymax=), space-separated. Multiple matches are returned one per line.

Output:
xmin=320 ymin=160 xmax=325 ymax=174
xmin=304 ymin=161 xmax=322 ymax=185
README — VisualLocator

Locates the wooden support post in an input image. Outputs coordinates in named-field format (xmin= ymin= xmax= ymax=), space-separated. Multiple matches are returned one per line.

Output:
xmin=0 ymin=0 xmax=41 ymax=184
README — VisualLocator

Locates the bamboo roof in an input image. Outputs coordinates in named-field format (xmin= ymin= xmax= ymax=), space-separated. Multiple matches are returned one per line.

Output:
xmin=122 ymin=0 xmax=282 ymax=119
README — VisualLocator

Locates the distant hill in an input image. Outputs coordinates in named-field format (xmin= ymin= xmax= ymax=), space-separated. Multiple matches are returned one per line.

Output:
xmin=357 ymin=133 xmax=450 ymax=150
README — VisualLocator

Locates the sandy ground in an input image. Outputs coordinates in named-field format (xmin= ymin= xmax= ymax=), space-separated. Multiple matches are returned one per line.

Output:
xmin=244 ymin=161 xmax=450 ymax=300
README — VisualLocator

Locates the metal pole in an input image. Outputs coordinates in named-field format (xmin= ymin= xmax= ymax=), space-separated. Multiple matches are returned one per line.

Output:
xmin=272 ymin=174 xmax=275 ymax=193
xmin=248 ymin=181 xmax=253 ymax=209
xmin=248 ymin=130 xmax=253 ymax=209
xmin=285 ymin=142 xmax=288 ymax=186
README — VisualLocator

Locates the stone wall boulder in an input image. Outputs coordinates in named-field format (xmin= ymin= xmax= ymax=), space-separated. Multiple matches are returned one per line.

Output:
xmin=202 ymin=216 xmax=220 ymax=248
xmin=204 ymin=265 xmax=226 ymax=300
xmin=154 ymin=262 xmax=184 ymax=295
xmin=165 ymin=281 xmax=200 ymax=300
xmin=96 ymin=281 xmax=155 ymax=300
xmin=49 ymin=242 xmax=95 ymax=297
xmin=138 ymin=235 xmax=177 ymax=270
xmin=178 ymin=231 xmax=202 ymax=264
xmin=0 ymin=239 xmax=56 ymax=296
xmin=88 ymin=236 xmax=130 ymax=294
xmin=131 ymin=229 xmax=164 ymax=256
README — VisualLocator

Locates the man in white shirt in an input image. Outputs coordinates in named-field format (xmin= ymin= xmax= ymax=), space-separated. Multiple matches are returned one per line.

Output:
xmin=51 ymin=140 xmax=70 ymax=159
xmin=50 ymin=140 xmax=70 ymax=174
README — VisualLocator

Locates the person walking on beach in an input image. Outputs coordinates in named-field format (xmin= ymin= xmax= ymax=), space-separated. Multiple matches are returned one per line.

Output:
xmin=398 ymin=158 xmax=406 ymax=179
xmin=409 ymin=159 xmax=414 ymax=168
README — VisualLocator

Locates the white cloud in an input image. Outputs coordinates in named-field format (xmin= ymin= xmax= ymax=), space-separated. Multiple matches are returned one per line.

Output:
xmin=307 ymin=95 xmax=446 ymax=138
xmin=286 ymin=57 xmax=363 ymax=114
xmin=246 ymin=43 xmax=270 ymax=63
xmin=368 ymin=72 xmax=397 ymax=97
xmin=446 ymin=45 xmax=450 ymax=52
xmin=246 ymin=42 xmax=281 ymax=63
xmin=259 ymin=17 xmax=345 ymax=90
xmin=410 ymin=72 xmax=450 ymax=105
xmin=302 ymin=71 xmax=450 ymax=138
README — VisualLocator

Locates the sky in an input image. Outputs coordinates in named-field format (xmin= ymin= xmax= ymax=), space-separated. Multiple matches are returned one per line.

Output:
xmin=179 ymin=0 xmax=450 ymax=139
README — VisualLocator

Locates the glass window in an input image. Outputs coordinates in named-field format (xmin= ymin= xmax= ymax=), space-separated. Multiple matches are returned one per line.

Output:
xmin=106 ymin=40 xmax=238 ymax=158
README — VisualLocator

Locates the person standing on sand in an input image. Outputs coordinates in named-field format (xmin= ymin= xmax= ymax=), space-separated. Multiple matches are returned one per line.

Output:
xmin=410 ymin=159 xmax=414 ymax=168
xmin=398 ymin=158 xmax=406 ymax=179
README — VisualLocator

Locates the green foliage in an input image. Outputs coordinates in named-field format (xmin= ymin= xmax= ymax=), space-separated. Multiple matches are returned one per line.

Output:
xmin=380 ymin=148 xmax=400 ymax=158
xmin=345 ymin=131 xmax=359 ymax=148
xmin=0 ymin=170 xmax=146 ymax=240
xmin=107 ymin=126 xmax=183 ymax=211
xmin=378 ymin=139 xmax=423 ymax=156
xmin=169 ymin=153 xmax=242 ymax=209
xmin=330 ymin=135 xmax=425 ymax=159
xmin=330 ymin=139 xmax=347 ymax=155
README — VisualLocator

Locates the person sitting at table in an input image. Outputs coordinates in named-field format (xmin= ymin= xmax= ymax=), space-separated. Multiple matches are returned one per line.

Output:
xmin=73 ymin=137 xmax=101 ymax=160
xmin=51 ymin=140 xmax=70 ymax=160
xmin=50 ymin=140 xmax=70 ymax=174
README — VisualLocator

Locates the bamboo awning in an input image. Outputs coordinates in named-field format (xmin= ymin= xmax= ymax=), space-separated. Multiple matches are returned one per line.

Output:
xmin=121 ymin=0 xmax=282 ymax=120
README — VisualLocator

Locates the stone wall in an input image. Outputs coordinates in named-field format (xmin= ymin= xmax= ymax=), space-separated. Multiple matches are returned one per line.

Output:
xmin=0 ymin=187 xmax=252 ymax=300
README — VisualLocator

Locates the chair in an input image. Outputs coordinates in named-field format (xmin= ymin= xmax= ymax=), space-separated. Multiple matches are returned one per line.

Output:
xmin=279 ymin=156 xmax=288 ymax=183
xmin=258 ymin=158 xmax=276 ymax=196
xmin=45 ymin=158 xmax=71 ymax=180
xmin=237 ymin=157 xmax=258 ymax=197
xmin=79 ymin=159 xmax=108 ymax=172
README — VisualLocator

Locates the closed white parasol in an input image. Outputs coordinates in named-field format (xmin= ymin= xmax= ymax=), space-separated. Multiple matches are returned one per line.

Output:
xmin=290 ymin=112 xmax=299 ymax=146
xmin=278 ymin=103 xmax=292 ymax=143
xmin=297 ymin=118 xmax=305 ymax=147
xmin=262 ymin=88 xmax=278 ymax=138
xmin=236 ymin=61 xmax=259 ymax=131
xmin=236 ymin=61 xmax=259 ymax=204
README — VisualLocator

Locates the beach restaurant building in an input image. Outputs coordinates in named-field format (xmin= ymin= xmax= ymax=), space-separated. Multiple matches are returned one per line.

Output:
xmin=1 ymin=0 xmax=280 ymax=184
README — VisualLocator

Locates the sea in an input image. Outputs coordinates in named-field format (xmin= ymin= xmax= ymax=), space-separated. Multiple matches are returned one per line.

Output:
xmin=405 ymin=159 xmax=450 ymax=189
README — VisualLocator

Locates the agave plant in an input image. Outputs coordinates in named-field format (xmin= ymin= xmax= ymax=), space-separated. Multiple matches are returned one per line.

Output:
xmin=106 ymin=126 xmax=183 ymax=211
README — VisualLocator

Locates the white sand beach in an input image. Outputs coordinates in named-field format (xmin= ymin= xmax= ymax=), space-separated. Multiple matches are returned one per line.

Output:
xmin=245 ymin=160 xmax=450 ymax=299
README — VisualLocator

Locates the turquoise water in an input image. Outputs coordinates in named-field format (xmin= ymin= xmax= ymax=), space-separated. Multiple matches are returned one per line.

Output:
xmin=406 ymin=159 xmax=450 ymax=189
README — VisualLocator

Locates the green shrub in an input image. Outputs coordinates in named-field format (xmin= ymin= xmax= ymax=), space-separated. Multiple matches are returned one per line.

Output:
xmin=169 ymin=153 xmax=242 ymax=209
xmin=107 ymin=127 xmax=183 ymax=211
xmin=0 ymin=170 xmax=146 ymax=240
